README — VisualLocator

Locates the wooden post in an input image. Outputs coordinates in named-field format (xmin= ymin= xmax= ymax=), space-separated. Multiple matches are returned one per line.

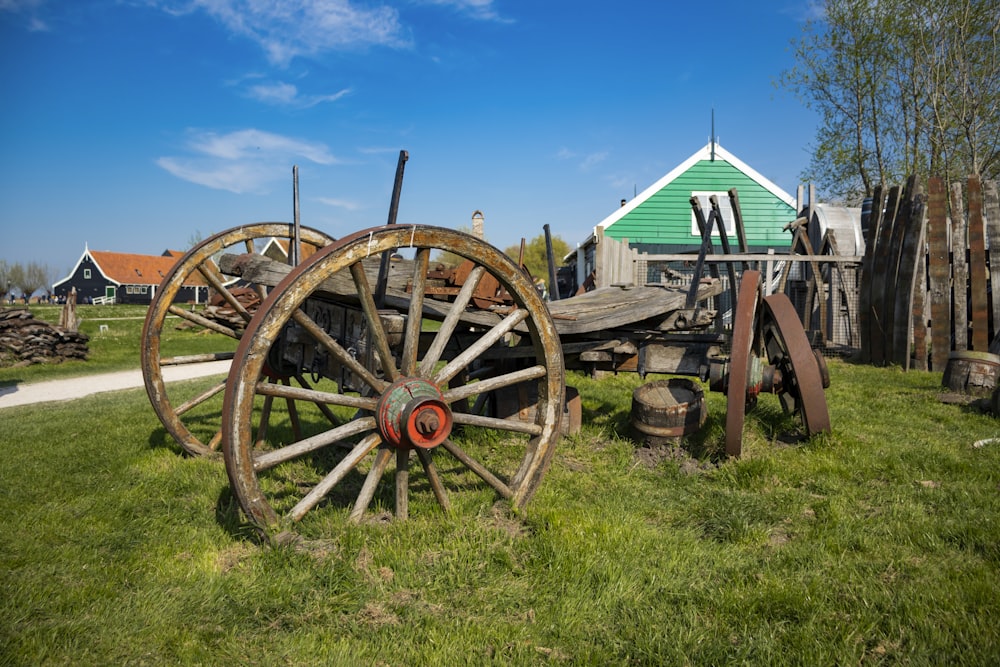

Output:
xmin=926 ymin=177 xmax=951 ymax=371
xmin=968 ymin=175 xmax=989 ymax=351
xmin=950 ymin=182 xmax=969 ymax=351
xmin=983 ymin=180 xmax=1000 ymax=350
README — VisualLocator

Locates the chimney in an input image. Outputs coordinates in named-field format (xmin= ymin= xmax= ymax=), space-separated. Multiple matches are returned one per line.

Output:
xmin=471 ymin=210 xmax=484 ymax=239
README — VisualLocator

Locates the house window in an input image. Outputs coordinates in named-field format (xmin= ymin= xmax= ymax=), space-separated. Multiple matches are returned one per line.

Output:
xmin=84 ymin=269 xmax=91 ymax=279
xmin=140 ymin=286 xmax=148 ymax=294
xmin=126 ymin=286 xmax=134 ymax=294
xmin=690 ymin=192 xmax=737 ymax=238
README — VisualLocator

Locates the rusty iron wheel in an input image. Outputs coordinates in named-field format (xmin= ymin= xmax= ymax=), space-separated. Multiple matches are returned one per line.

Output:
xmin=760 ymin=293 xmax=831 ymax=437
xmin=141 ymin=223 xmax=334 ymax=457
xmin=725 ymin=270 xmax=762 ymax=457
xmin=221 ymin=225 xmax=565 ymax=536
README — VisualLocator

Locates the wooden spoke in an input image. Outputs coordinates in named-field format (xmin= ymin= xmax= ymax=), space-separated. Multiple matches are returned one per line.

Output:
xmin=443 ymin=365 xmax=546 ymax=404
xmin=415 ymin=448 xmax=451 ymax=513
xmin=254 ymin=380 xmax=377 ymax=412
xmin=418 ymin=264 xmax=486 ymax=375
xmin=450 ymin=412 xmax=544 ymax=436
xmin=440 ymin=439 xmax=513 ymax=499
xmin=401 ymin=247 xmax=431 ymax=376
xmin=433 ymin=308 xmax=529 ymax=386
xmin=395 ymin=448 xmax=410 ymax=521
xmin=291 ymin=309 xmax=387 ymax=393
xmin=175 ymin=380 xmax=227 ymax=416
xmin=288 ymin=433 xmax=382 ymax=522
xmin=349 ymin=261 xmax=400 ymax=383
xmin=252 ymin=417 xmax=376 ymax=471
xmin=349 ymin=445 xmax=394 ymax=522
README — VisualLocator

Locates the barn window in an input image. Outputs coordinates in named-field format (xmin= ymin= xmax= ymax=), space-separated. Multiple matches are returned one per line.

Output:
xmin=126 ymin=286 xmax=134 ymax=294
xmin=140 ymin=286 xmax=148 ymax=294
xmin=690 ymin=192 xmax=737 ymax=238
xmin=84 ymin=269 xmax=91 ymax=279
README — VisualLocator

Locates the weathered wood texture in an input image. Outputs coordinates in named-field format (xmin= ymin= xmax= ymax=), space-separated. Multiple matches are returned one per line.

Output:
xmin=967 ymin=176 xmax=989 ymax=351
xmin=858 ymin=176 xmax=998 ymax=371
xmin=926 ymin=177 xmax=951 ymax=371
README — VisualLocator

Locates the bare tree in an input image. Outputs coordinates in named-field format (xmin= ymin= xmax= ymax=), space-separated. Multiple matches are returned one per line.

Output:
xmin=780 ymin=0 xmax=999 ymax=201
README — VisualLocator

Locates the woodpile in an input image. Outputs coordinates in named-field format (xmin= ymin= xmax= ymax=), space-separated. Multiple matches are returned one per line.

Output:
xmin=0 ymin=308 xmax=90 ymax=367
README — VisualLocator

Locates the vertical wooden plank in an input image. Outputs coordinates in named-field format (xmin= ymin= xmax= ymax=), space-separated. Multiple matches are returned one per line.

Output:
xmin=883 ymin=178 xmax=916 ymax=364
xmin=892 ymin=183 xmax=926 ymax=369
xmin=926 ymin=177 xmax=951 ymax=370
xmin=858 ymin=186 xmax=885 ymax=363
xmin=968 ymin=175 xmax=989 ymax=351
xmin=870 ymin=186 xmax=901 ymax=365
xmin=983 ymin=180 xmax=1000 ymax=348
xmin=950 ymin=182 xmax=969 ymax=351
xmin=911 ymin=248 xmax=928 ymax=370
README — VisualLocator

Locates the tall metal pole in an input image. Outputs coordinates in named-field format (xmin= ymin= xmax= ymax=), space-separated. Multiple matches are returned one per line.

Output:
xmin=375 ymin=150 xmax=409 ymax=308
xmin=291 ymin=165 xmax=301 ymax=266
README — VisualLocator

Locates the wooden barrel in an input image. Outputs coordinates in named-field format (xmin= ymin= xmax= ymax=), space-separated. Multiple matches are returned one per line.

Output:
xmin=630 ymin=378 xmax=706 ymax=445
xmin=942 ymin=351 xmax=1000 ymax=395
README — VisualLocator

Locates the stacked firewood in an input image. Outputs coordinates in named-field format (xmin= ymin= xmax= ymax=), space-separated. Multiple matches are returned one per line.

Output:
xmin=0 ymin=308 xmax=90 ymax=367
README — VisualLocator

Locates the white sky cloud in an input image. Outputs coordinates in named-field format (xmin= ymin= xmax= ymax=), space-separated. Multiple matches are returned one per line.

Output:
xmin=316 ymin=196 xmax=361 ymax=211
xmin=159 ymin=0 xmax=409 ymax=65
xmin=157 ymin=128 xmax=337 ymax=193
xmin=246 ymin=81 xmax=353 ymax=107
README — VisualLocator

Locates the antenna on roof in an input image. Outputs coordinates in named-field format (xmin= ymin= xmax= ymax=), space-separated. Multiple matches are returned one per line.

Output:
xmin=710 ymin=108 xmax=716 ymax=161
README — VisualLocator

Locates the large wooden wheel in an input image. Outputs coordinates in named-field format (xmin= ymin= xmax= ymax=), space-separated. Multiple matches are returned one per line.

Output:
xmin=221 ymin=225 xmax=565 ymax=537
xmin=141 ymin=223 xmax=334 ymax=456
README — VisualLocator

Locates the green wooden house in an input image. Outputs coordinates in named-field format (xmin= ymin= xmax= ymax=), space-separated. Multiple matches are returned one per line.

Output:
xmin=600 ymin=141 xmax=795 ymax=252
xmin=566 ymin=141 xmax=797 ymax=291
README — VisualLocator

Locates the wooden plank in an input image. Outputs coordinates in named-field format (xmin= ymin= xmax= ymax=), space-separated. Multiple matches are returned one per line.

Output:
xmin=870 ymin=186 xmax=901 ymax=365
xmin=968 ymin=175 xmax=989 ymax=351
xmin=925 ymin=177 xmax=951 ymax=371
xmin=911 ymin=249 xmax=928 ymax=370
xmin=950 ymin=181 xmax=969 ymax=351
xmin=892 ymin=181 xmax=927 ymax=369
xmin=858 ymin=186 xmax=885 ymax=363
xmin=883 ymin=176 xmax=917 ymax=364
xmin=984 ymin=180 xmax=1000 ymax=347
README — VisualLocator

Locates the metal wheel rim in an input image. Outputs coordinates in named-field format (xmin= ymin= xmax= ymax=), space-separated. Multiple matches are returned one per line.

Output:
xmin=725 ymin=270 xmax=761 ymax=457
xmin=221 ymin=224 xmax=565 ymax=534
xmin=760 ymin=293 xmax=831 ymax=436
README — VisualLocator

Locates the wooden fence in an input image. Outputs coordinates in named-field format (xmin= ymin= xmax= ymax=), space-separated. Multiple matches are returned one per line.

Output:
xmin=859 ymin=175 xmax=999 ymax=371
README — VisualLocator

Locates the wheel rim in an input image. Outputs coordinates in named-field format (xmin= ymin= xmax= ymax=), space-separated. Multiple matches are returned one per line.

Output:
xmin=141 ymin=223 xmax=334 ymax=456
xmin=725 ymin=270 xmax=761 ymax=457
xmin=221 ymin=225 xmax=565 ymax=534
xmin=760 ymin=293 xmax=831 ymax=436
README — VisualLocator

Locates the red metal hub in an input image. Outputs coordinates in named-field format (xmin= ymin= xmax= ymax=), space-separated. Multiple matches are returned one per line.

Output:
xmin=376 ymin=377 xmax=453 ymax=449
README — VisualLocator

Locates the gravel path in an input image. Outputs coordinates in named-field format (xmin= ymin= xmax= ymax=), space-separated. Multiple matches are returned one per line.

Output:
xmin=0 ymin=360 xmax=232 ymax=409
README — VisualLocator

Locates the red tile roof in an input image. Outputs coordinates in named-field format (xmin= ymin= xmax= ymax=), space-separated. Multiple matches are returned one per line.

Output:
xmin=89 ymin=250 xmax=206 ymax=286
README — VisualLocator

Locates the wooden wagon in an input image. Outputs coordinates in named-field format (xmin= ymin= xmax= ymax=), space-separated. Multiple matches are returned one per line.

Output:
xmin=141 ymin=162 xmax=830 ymax=540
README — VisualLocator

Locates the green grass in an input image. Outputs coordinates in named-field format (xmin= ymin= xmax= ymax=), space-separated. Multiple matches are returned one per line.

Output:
xmin=2 ymin=357 xmax=998 ymax=664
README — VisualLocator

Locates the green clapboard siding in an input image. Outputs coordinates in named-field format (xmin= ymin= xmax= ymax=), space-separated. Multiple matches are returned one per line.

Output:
xmin=604 ymin=158 xmax=795 ymax=253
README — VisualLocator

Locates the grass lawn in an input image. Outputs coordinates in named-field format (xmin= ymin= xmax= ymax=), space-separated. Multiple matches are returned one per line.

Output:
xmin=2 ymin=343 xmax=999 ymax=664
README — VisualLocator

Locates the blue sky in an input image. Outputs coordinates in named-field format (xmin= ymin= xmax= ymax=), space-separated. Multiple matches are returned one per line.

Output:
xmin=1 ymin=0 xmax=819 ymax=281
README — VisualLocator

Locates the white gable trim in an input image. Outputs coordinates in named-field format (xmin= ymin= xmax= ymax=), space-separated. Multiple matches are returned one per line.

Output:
xmin=52 ymin=246 xmax=118 ymax=290
xmin=593 ymin=142 xmax=796 ymax=234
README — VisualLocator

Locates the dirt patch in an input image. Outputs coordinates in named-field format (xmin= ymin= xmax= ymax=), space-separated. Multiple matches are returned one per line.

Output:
xmin=632 ymin=443 xmax=715 ymax=474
